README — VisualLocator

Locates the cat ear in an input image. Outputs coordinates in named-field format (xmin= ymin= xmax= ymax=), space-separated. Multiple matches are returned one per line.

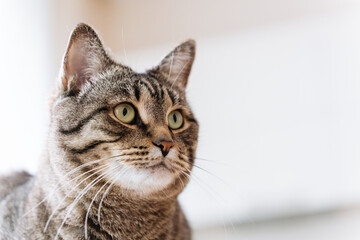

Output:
xmin=60 ymin=23 xmax=108 ymax=94
xmin=152 ymin=40 xmax=196 ymax=88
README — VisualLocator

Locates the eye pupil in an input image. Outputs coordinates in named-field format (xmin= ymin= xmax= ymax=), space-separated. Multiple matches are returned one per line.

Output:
xmin=168 ymin=110 xmax=183 ymax=130
xmin=114 ymin=103 xmax=135 ymax=124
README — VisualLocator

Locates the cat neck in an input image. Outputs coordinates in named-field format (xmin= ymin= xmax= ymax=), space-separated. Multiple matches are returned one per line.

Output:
xmin=84 ymin=190 xmax=180 ymax=239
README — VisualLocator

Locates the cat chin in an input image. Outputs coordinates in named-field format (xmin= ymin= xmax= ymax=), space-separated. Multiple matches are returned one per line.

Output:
xmin=100 ymin=147 xmax=181 ymax=195
xmin=111 ymin=164 xmax=175 ymax=195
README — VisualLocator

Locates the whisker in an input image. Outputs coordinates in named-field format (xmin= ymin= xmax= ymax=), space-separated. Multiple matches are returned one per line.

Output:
xmin=180 ymin=169 xmax=231 ymax=230
xmin=20 ymin=158 xmax=122 ymax=218
xmin=22 ymin=165 xmax=102 ymax=218
xmin=181 ymin=167 xmax=237 ymax=234
xmin=22 ymin=154 xmax=125 ymax=219
xmin=180 ymin=155 xmax=229 ymax=186
xmin=84 ymin=165 xmax=122 ymax=240
xmin=44 ymin=164 xmax=111 ymax=232
xmin=195 ymin=157 xmax=227 ymax=165
xmin=178 ymin=170 xmax=191 ymax=183
xmin=54 ymin=166 xmax=116 ymax=240
xmin=97 ymin=166 xmax=130 ymax=222
xmin=176 ymin=174 xmax=185 ymax=189
xmin=171 ymin=162 xmax=188 ymax=172
xmin=182 ymin=166 xmax=226 ymax=203
xmin=61 ymin=155 xmax=120 ymax=179
xmin=193 ymin=164 xmax=228 ymax=186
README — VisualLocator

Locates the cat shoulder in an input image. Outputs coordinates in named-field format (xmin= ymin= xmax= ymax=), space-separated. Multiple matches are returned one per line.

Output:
xmin=0 ymin=171 xmax=32 ymax=200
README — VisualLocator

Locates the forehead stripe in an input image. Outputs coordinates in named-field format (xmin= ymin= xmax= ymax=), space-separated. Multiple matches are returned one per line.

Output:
xmin=142 ymin=75 xmax=165 ymax=99
xmin=134 ymin=84 xmax=140 ymax=101
xmin=165 ymin=88 xmax=176 ymax=105
xmin=148 ymin=79 xmax=162 ymax=98
xmin=160 ymin=86 xmax=165 ymax=99
xmin=136 ymin=79 xmax=156 ymax=98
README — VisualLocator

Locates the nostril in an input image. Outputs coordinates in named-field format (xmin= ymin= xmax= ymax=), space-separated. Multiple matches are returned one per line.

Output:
xmin=159 ymin=141 xmax=173 ymax=152
xmin=153 ymin=139 xmax=173 ymax=156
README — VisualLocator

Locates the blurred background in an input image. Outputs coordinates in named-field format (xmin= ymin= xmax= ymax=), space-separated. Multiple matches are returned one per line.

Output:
xmin=1 ymin=0 xmax=360 ymax=239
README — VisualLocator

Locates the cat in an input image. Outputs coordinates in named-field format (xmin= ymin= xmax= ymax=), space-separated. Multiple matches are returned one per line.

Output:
xmin=0 ymin=23 xmax=198 ymax=240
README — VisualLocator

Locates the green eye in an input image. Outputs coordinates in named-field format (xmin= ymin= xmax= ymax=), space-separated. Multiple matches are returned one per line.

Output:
xmin=114 ymin=103 xmax=136 ymax=124
xmin=168 ymin=110 xmax=184 ymax=130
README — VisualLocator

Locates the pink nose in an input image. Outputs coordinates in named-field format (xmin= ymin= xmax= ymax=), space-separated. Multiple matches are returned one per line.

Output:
xmin=159 ymin=141 xmax=173 ymax=152
xmin=154 ymin=139 xmax=173 ymax=156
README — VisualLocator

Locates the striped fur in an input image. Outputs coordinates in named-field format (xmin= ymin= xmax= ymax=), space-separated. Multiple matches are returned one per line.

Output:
xmin=0 ymin=23 xmax=198 ymax=239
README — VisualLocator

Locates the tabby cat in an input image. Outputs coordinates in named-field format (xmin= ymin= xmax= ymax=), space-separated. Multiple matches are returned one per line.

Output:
xmin=0 ymin=23 xmax=198 ymax=240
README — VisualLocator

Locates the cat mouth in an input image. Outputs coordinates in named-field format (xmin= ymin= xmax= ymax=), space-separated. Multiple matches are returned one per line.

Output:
xmin=148 ymin=161 xmax=170 ymax=170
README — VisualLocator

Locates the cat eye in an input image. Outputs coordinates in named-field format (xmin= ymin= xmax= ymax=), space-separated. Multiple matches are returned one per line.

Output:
xmin=114 ymin=103 xmax=136 ymax=124
xmin=168 ymin=110 xmax=184 ymax=130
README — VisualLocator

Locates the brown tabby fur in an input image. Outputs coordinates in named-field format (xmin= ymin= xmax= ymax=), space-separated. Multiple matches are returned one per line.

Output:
xmin=0 ymin=23 xmax=198 ymax=239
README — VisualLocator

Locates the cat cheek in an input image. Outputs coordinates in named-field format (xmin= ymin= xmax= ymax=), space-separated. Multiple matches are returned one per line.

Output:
xmin=164 ymin=148 xmax=178 ymax=161
xmin=147 ymin=147 xmax=163 ymax=159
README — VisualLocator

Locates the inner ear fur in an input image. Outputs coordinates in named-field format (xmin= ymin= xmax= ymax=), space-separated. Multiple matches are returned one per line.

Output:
xmin=150 ymin=40 xmax=196 ymax=89
xmin=60 ymin=23 xmax=109 ymax=95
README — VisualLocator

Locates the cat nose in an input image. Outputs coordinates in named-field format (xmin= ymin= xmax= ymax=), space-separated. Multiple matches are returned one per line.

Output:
xmin=153 ymin=139 xmax=173 ymax=157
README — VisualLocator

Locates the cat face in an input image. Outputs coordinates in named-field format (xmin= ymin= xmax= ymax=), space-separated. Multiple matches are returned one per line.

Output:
xmin=49 ymin=24 xmax=198 ymax=198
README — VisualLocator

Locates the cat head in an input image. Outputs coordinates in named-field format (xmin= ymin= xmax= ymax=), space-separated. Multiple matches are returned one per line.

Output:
xmin=49 ymin=23 xmax=198 ymax=199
